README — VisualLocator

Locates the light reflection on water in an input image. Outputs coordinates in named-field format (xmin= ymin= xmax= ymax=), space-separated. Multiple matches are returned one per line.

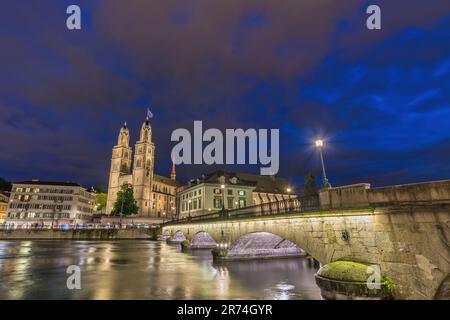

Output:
xmin=0 ymin=240 xmax=321 ymax=300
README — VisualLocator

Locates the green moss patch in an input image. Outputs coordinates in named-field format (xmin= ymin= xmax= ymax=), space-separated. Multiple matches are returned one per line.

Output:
xmin=317 ymin=260 xmax=374 ymax=282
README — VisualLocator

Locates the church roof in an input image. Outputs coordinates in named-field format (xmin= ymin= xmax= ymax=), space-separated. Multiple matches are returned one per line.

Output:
xmin=153 ymin=174 xmax=179 ymax=187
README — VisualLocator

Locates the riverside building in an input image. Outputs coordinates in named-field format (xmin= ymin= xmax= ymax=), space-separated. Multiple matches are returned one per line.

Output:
xmin=5 ymin=180 xmax=96 ymax=228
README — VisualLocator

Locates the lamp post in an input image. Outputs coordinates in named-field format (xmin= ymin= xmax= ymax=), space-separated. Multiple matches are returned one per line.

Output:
xmin=220 ymin=184 xmax=225 ymax=211
xmin=170 ymin=206 xmax=175 ymax=221
xmin=315 ymin=139 xmax=331 ymax=188
xmin=188 ymin=199 xmax=192 ymax=220
xmin=162 ymin=211 xmax=166 ymax=224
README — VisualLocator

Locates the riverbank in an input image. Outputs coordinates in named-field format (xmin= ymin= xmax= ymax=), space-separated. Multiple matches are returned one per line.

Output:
xmin=0 ymin=229 xmax=155 ymax=240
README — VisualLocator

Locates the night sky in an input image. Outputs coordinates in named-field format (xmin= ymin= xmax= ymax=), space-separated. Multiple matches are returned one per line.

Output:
xmin=1 ymin=1 xmax=449 ymax=190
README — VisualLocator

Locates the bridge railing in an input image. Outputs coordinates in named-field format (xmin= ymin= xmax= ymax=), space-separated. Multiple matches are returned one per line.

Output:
xmin=163 ymin=195 xmax=320 ymax=225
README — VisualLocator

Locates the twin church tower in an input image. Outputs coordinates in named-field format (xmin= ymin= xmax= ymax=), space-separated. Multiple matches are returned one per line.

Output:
xmin=106 ymin=116 xmax=177 ymax=217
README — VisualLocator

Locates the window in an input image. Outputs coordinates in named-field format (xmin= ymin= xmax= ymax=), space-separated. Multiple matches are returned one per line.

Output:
xmin=213 ymin=197 xmax=222 ymax=209
xmin=238 ymin=190 xmax=246 ymax=196
xmin=239 ymin=198 xmax=246 ymax=208
xmin=213 ymin=188 xmax=221 ymax=194
xmin=194 ymin=191 xmax=197 ymax=196
xmin=198 ymin=189 xmax=202 ymax=195
xmin=227 ymin=198 xmax=234 ymax=209
xmin=227 ymin=189 xmax=233 ymax=196
xmin=198 ymin=199 xmax=202 ymax=209
xmin=193 ymin=200 xmax=197 ymax=210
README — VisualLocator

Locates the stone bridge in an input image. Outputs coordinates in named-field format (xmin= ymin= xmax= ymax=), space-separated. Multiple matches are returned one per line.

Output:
xmin=162 ymin=180 xmax=450 ymax=300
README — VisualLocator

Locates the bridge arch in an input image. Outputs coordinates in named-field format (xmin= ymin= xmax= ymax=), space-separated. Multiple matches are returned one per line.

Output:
xmin=225 ymin=232 xmax=307 ymax=261
xmin=171 ymin=230 xmax=186 ymax=243
xmin=161 ymin=230 xmax=170 ymax=240
xmin=190 ymin=231 xmax=217 ymax=249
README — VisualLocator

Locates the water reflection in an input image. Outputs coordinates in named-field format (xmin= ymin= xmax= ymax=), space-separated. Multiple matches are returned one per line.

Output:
xmin=0 ymin=240 xmax=321 ymax=300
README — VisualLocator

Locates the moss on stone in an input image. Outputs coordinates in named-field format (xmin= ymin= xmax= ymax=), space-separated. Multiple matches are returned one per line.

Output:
xmin=181 ymin=240 xmax=190 ymax=247
xmin=317 ymin=260 xmax=373 ymax=282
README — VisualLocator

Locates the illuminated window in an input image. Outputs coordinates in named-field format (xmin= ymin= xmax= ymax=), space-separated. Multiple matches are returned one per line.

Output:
xmin=213 ymin=197 xmax=222 ymax=209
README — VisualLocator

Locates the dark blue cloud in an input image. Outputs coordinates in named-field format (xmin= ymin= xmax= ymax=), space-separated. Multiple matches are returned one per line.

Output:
xmin=0 ymin=1 xmax=449 ymax=190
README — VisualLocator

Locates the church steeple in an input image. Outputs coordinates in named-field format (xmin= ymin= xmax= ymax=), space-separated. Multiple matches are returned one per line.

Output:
xmin=117 ymin=121 xmax=130 ymax=146
xmin=106 ymin=121 xmax=133 ymax=214
xmin=171 ymin=162 xmax=176 ymax=181
xmin=139 ymin=116 xmax=152 ymax=142
xmin=132 ymin=114 xmax=155 ymax=217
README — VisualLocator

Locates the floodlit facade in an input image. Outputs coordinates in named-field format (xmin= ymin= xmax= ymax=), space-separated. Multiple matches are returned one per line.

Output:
xmin=177 ymin=171 xmax=296 ymax=218
xmin=5 ymin=180 xmax=96 ymax=228
xmin=0 ymin=192 xmax=8 ymax=224
xmin=106 ymin=117 xmax=178 ymax=219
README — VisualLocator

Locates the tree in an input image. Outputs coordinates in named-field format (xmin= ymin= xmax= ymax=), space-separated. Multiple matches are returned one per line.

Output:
xmin=304 ymin=173 xmax=318 ymax=197
xmin=0 ymin=178 xmax=12 ymax=192
xmin=95 ymin=193 xmax=107 ymax=213
xmin=111 ymin=183 xmax=138 ymax=216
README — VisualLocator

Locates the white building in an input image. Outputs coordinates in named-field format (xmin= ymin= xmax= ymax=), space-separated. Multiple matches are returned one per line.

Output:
xmin=6 ymin=180 xmax=96 ymax=228
xmin=177 ymin=171 xmax=296 ymax=218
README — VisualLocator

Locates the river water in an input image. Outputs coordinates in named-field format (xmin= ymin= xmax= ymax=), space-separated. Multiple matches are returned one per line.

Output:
xmin=0 ymin=240 xmax=321 ymax=300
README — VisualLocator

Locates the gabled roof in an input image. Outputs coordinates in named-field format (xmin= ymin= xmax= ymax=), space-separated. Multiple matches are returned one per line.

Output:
xmin=186 ymin=170 xmax=293 ymax=194
xmin=234 ymin=172 xmax=292 ymax=194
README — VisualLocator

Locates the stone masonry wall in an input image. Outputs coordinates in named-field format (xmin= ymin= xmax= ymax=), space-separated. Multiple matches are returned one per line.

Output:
xmin=0 ymin=229 xmax=152 ymax=240
xmin=164 ymin=204 xmax=449 ymax=299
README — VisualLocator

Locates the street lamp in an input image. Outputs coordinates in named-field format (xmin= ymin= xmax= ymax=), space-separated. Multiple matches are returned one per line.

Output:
xmin=315 ymin=139 xmax=331 ymax=188
xmin=188 ymin=199 xmax=192 ymax=220
xmin=220 ymin=184 xmax=225 ymax=211
xmin=162 ymin=211 xmax=166 ymax=224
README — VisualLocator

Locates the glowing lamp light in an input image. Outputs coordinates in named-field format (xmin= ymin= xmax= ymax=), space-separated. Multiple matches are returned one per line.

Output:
xmin=286 ymin=188 xmax=291 ymax=193
xmin=315 ymin=139 xmax=324 ymax=148
xmin=220 ymin=184 xmax=225 ymax=189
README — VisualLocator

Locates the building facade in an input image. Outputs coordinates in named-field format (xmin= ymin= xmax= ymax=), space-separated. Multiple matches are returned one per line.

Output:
xmin=5 ymin=180 xmax=96 ymax=228
xmin=177 ymin=171 xmax=296 ymax=218
xmin=106 ymin=117 xmax=177 ymax=218
xmin=0 ymin=192 xmax=9 ymax=224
